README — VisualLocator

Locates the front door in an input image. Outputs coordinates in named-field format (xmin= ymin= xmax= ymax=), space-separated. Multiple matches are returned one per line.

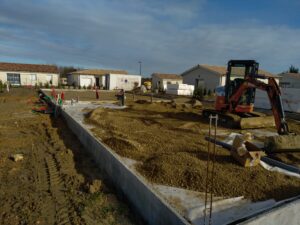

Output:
xmin=95 ymin=77 xmax=100 ymax=87
xmin=195 ymin=78 xmax=204 ymax=89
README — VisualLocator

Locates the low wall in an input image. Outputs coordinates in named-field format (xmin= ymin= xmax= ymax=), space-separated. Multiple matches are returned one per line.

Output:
xmin=60 ymin=109 xmax=189 ymax=225
xmin=255 ymin=88 xmax=300 ymax=113
xmin=240 ymin=197 xmax=300 ymax=225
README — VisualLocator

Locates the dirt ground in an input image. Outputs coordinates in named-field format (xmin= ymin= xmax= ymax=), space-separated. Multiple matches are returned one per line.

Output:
xmin=0 ymin=88 xmax=137 ymax=225
xmin=85 ymin=99 xmax=300 ymax=202
xmin=269 ymin=120 xmax=300 ymax=167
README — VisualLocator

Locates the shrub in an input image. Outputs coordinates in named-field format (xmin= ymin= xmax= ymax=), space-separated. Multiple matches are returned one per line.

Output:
xmin=193 ymin=87 xmax=203 ymax=100
xmin=208 ymin=89 xmax=212 ymax=96
xmin=44 ymin=82 xmax=49 ymax=88
xmin=203 ymin=87 xmax=207 ymax=96
xmin=83 ymin=85 xmax=86 ymax=89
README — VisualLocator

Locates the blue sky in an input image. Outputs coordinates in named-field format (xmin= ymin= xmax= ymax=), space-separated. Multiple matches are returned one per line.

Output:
xmin=0 ymin=0 xmax=299 ymax=76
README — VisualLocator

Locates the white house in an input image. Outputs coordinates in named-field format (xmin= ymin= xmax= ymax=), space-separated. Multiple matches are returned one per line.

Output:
xmin=278 ymin=73 xmax=300 ymax=88
xmin=68 ymin=69 xmax=141 ymax=91
xmin=181 ymin=64 xmax=280 ymax=92
xmin=151 ymin=73 xmax=183 ymax=91
xmin=0 ymin=62 xmax=59 ymax=86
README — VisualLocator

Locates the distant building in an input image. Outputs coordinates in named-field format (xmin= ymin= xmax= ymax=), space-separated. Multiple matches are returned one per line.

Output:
xmin=279 ymin=73 xmax=300 ymax=88
xmin=0 ymin=62 xmax=59 ymax=86
xmin=181 ymin=64 xmax=279 ymax=91
xmin=60 ymin=77 xmax=68 ymax=85
xmin=151 ymin=73 xmax=182 ymax=91
xmin=68 ymin=69 xmax=141 ymax=90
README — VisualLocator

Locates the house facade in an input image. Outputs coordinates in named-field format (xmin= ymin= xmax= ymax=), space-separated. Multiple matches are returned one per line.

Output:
xmin=151 ymin=73 xmax=183 ymax=91
xmin=0 ymin=62 xmax=59 ymax=86
xmin=181 ymin=64 xmax=279 ymax=92
xmin=279 ymin=73 xmax=300 ymax=88
xmin=68 ymin=69 xmax=141 ymax=91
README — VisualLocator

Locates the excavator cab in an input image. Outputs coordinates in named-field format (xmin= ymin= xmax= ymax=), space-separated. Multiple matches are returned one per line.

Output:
xmin=224 ymin=60 xmax=258 ymax=112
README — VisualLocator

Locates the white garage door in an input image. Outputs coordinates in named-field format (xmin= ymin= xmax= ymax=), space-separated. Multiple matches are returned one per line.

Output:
xmin=81 ymin=78 xmax=92 ymax=87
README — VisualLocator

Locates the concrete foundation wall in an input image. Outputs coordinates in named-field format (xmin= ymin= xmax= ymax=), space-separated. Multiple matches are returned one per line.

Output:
xmin=60 ymin=109 xmax=188 ymax=225
xmin=240 ymin=198 xmax=300 ymax=225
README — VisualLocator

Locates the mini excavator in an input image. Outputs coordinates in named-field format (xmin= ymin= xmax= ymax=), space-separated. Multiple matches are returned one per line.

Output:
xmin=203 ymin=60 xmax=300 ymax=152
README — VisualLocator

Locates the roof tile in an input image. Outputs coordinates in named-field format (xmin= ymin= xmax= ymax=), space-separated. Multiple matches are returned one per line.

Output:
xmin=0 ymin=62 xmax=58 ymax=73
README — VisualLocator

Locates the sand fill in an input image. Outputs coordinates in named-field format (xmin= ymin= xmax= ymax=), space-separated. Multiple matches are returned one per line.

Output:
xmin=86 ymin=101 xmax=300 ymax=201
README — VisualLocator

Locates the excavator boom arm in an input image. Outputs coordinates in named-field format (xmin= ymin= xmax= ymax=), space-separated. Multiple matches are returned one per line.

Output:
xmin=229 ymin=76 xmax=289 ymax=134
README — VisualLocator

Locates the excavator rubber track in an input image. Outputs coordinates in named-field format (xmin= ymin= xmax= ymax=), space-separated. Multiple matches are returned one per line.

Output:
xmin=202 ymin=109 xmax=275 ymax=129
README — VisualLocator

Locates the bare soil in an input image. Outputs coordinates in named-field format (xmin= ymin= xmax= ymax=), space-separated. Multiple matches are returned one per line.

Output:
xmin=269 ymin=119 xmax=300 ymax=167
xmin=0 ymin=88 xmax=137 ymax=225
xmin=86 ymin=99 xmax=300 ymax=202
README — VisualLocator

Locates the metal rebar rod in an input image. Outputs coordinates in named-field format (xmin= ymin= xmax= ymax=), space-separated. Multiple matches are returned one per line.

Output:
xmin=203 ymin=115 xmax=213 ymax=225
xmin=209 ymin=115 xmax=218 ymax=225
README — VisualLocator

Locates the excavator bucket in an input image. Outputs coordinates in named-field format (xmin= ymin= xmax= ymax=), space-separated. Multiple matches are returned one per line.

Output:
xmin=265 ymin=134 xmax=300 ymax=153
xmin=240 ymin=115 xmax=275 ymax=129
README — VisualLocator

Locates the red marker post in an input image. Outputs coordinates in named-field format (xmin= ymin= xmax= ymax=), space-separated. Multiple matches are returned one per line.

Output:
xmin=96 ymin=88 xmax=99 ymax=99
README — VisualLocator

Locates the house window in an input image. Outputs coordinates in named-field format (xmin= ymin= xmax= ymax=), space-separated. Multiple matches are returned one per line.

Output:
xmin=30 ymin=74 xmax=37 ymax=81
xmin=7 ymin=73 xmax=21 ymax=85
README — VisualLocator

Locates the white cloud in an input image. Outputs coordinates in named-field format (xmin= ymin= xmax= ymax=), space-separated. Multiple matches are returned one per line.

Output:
xmin=0 ymin=0 xmax=299 ymax=75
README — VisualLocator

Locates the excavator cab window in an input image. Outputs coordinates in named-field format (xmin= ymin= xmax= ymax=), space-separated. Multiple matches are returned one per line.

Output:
xmin=225 ymin=60 xmax=258 ymax=105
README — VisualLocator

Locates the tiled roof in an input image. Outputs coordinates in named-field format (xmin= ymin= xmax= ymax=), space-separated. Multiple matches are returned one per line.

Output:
xmin=71 ymin=69 xmax=128 ymax=76
xmin=152 ymin=73 xmax=182 ymax=79
xmin=181 ymin=64 xmax=279 ymax=78
xmin=280 ymin=73 xmax=300 ymax=80
xmin=0 ymin=62 xmax=58 ymax=73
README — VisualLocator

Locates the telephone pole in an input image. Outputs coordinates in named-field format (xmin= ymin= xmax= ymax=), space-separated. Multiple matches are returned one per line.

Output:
xmin=138 ymin=61 xmax=142 ymax=75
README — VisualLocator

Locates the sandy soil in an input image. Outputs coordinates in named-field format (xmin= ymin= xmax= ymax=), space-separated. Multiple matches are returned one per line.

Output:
xmin=86 ymin=99 xmax=300 ymax=202
xmin=268 ymin=119 xmax=300 ymax=167
xmin=0 ymin=88 xmax=137 ymax=225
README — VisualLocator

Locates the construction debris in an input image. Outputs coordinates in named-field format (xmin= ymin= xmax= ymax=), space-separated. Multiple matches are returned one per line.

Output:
xmin=10 ymin=154 xmax=24 ymax=162
xmin=231 ymin=136 xmax=262 ymax=167
xmin=265 ymin=134 xmax=300 ymax=153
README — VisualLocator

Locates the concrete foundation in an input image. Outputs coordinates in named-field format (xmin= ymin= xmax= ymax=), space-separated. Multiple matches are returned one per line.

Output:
xmin=42 ymin=91 xmax=300 ymax=225
xmin=60 ymin=108 xmax=189 ymax=225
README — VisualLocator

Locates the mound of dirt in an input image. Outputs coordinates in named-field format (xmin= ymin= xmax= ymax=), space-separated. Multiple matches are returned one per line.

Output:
xmin=0 ymin=88 xmax=136 ymax=225
xmin=87 ymin=101 xmax=300 ymax=201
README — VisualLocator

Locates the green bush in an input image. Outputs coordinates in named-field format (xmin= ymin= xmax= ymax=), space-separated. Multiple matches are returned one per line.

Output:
xmin=193 ymin=87 xmax=203 ymax=100
xmin=208 ymin=89 xmax=212 ymax=96
xmin=83 ymin=85 xmax=86 ymax=89
xmin=203 ymin=87 xmax=207 ymax=96
xmin=44 ymin=82 xmax=49 ymax=88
